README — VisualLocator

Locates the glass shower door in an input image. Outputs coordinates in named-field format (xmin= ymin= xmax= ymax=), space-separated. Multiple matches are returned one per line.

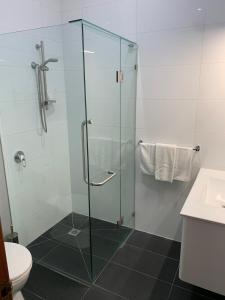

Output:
xmin=82 ymin=22 xmax=122 ymax=278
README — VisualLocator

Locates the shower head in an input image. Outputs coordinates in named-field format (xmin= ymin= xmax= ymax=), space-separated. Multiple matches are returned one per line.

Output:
xmin=40 ymin=58 xmax=58 ymax=71
xmin=42 ymin=58 xmax=58 ymax=66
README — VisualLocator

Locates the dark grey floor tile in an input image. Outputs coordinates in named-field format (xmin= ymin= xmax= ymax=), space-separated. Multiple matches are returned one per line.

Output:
xmin=84 ymin=234 xmax=120 ymax=260
xmin=59 ymin=212 xmax=88 ymax=228
xmin=89 ymin=218 xmax=132 ymax=242
xmin=92 ymin=216 xmax=131 ymax=242
xmin=127 ymin=230 xmax=181 ymax=259
xmin=25 ymin=264 xmax=88 ymax=300
xmin=90 ymin=218 xmax=119 ymax=230
xmin=169 ymin=286 xmax=213 ymax=300
xmin=27 ymin=236 xmax=58 ymax=262
xmin=84 ymin=287 xmax=125 ymax=300
xmin=84 ymin=253 xmax=108 ymax=280
xmin=96 ymin=262 xmax=171 ymax=300
xmin=112 ymin=244 xmax=178 ymax=283
xmin=40 ymin=244 xmax=92 ymax=282
xmin=174 ymin=272 xmax=225 ymax=299
xmin=42 ymin=222 xmax=71 ymax=244
xmin=62 ymin=228 xmax=90 ymax=250
xmin=22 ymin=289 xmax=44 ymax=300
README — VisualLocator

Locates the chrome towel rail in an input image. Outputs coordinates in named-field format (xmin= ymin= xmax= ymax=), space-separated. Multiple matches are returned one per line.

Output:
xmin=138 ymin=140 xmax=200 ymax=152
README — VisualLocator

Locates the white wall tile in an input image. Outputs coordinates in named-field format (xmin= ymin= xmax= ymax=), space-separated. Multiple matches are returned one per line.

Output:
xmin=138 ymin=27 xmax=203 ymax=66
xmin=203 ymin=0 xmax=225 ymax=25
xmin=194 ymin=131 xmax=225 ymax=170
xmin=83 ymin=0 xmax=137 ymax=40
xmin=139 ymin=100 xmax=196 ymax=146
xmin=202 ymin=23 xmax=225 ymax=63
xmin=140 ymin=65 xmax=200 ymax=99
xmin=199 ymin=63 xmax=225 ymax=99
xmin=137 ymin=0 xmax=205 ymax=33
xmin=196 ymin=100 xmax=225 ymax=134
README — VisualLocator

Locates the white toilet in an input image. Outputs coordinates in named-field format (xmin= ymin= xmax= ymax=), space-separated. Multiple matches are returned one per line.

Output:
xmin=4 ymin=242 xmax=32 ymax=300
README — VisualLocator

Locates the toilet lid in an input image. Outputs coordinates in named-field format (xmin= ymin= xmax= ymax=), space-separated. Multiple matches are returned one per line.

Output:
xmin=4 ymin=242 xmax=32 ymax=281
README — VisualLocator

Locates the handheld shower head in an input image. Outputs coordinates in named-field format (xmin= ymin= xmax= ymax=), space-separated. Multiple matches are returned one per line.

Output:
xmin=40 ymin=58 xmax=58 ymax=71
xmin=42 ymin=58 xmax=58 ymax=66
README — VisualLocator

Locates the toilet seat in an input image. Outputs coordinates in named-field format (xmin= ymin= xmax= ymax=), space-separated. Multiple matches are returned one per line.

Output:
xmin=4 ymin=242 xmax=32 ymax=282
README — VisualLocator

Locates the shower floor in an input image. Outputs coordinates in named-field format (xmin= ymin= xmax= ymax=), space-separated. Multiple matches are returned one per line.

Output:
xmin=27 ymin=212 xmax=132 ymax=283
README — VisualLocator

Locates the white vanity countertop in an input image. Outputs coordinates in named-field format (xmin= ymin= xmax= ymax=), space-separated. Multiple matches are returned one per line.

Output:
xmin=181 ymin=168 xmax=225 ymax=225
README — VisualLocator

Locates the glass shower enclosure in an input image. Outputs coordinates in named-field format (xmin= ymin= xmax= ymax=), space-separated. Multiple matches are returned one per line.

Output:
xmin=0 ymin=19 xmax=137 ymax=282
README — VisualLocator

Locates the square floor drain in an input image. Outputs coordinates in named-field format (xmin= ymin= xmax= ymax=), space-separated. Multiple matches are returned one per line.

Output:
xmin=68 ymin=228 xmax=81 ymax=237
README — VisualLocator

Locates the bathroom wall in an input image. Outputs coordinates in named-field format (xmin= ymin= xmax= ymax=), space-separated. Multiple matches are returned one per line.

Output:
xmin=0 ymin=0 xmax=225 ymax=242
xmin=0 ymin=0 xmax=61 ymax=34
xmin=60 ymin=0 xmax=225 ymax=241
xmin=0 ymin=1 xmax=70 ymax=240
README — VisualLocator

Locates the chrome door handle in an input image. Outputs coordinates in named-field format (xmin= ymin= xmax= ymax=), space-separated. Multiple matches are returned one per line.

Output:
xmin=81 ymin=119 xmax=116 ymax=186
xmin=89 ymin=170 xmax=116 ymax=186
xmin=81 ymin=119 xmax=93 ymax=185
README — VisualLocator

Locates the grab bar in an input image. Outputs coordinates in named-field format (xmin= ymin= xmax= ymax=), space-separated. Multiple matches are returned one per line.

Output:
xmin=90 ymin=170 xmax=116 ymax=186
xmin=81 ymin=120 xmax=116 ymax=186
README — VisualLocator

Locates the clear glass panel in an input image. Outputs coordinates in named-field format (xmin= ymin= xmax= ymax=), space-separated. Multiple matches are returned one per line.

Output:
xmin=0 ymin=21 xmax=92 ymax=281
xmin=62 ymin=21 xmax=92 ymax=281
xmin=0 ymin=19 xmax=137 ymax=283
xmin=83 ymin=22 xmax=122 ymax=279
xmin=120 ymin=39 xmax=137 ymax=229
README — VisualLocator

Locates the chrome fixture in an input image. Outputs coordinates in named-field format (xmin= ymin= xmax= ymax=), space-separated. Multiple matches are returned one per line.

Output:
xmin=138 ymin=140 xmax=201 ymax=152
xmin=81 ymin=119 xmax=116 ymax=186
xmin=31 ymin=41 xmax=58 ymax=132
xmin=14 ymin=151 xmax=26 ymax=167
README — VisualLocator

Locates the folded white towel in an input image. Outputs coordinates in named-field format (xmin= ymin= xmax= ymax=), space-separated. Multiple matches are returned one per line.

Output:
xmin=139 ymin=142 xmax=155 ymax=175
xmin=174 ymin=147 xmax=193 ymax=182
xmin=155 ymin=143 xmax=177 ymax=183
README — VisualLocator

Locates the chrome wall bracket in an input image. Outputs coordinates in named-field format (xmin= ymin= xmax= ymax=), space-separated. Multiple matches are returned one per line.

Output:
xmin=117 ymin=216 xmax=124 ymax=226
xmin=116 ymin=70 xmax=124 ymax=83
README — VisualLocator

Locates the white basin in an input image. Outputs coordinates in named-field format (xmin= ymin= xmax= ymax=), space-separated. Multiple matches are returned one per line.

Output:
xmin=180 ymin=168 xmax=225 ymax=296
xmin=181 ymin=168 xmax=225 ymax=224
xmin=206 ymin=177 xmax=225 ymax=208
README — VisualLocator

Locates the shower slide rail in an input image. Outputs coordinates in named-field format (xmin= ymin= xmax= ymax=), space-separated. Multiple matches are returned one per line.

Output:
xmin=81 ymin=120 xmax=116 ymax=186
xmin=31 ymin=41 xmax=58 ymax=133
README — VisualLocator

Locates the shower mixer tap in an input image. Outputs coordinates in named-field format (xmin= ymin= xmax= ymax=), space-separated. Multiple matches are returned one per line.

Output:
xmin=14 ymin=151 xmax=26 ymax=168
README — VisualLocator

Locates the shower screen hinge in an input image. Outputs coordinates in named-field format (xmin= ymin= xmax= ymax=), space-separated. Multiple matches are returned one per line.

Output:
xmin=117 ymin=216 xmax=124 ymax=226
xmin=116 ymin=70 xmax=124 ymax=83
xmin=134 ymin=64 xmax=138 ymax=71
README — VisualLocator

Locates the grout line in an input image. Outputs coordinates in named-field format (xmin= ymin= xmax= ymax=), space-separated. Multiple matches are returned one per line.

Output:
xmin=172 ymin=285 xmax=214 ymax=300
xmin=37 ymin=260 xmax=91 ymax=288
xmin=81 ymin=286 xmax=91 ymax=300
xmin=108 ymin=259 xmax=175 ymax=286
xmin=23 ymin=288 xmax=45 ymax=300
xmin=91 ymin=285 xmax=129 ymax=300
xmin=166 ymin=264 xmax=179 ymax=300
xmin=124 ymin=242 xmax=180 ymax=261
xmin=91 ymin=228 xmax=135 ymax=284
xmin=34 ymin=242 xmax=61 ymax=264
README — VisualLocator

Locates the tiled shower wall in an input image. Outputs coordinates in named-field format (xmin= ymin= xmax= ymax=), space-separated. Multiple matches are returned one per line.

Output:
xmin=0 ymin=0 xmax=63 ymax=237
xmin=60 ymin=0 xmax=225 ymax=241
xmin=0 ymin=1 xmax=70 ymax=240
xmin=0 ymin=27 xmax=72 ymax=245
